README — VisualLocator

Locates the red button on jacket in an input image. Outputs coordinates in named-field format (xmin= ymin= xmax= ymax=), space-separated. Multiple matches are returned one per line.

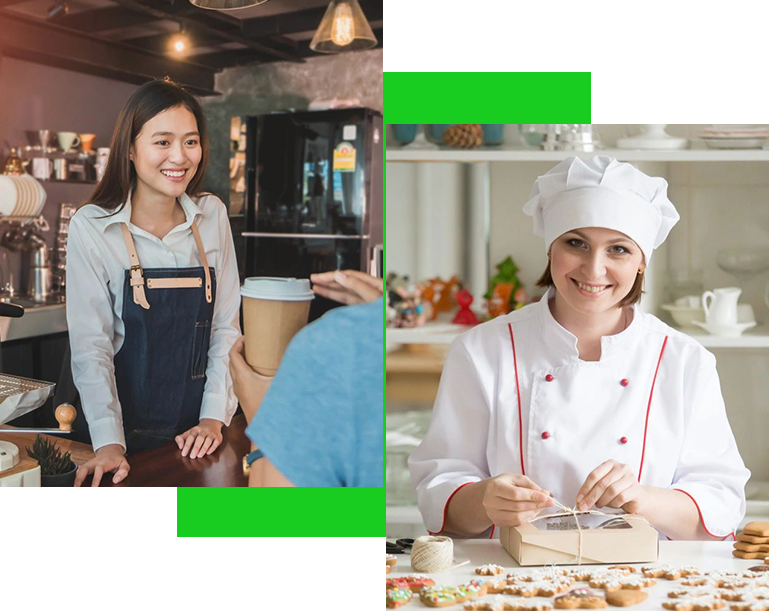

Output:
xmin=545 ymin=374 xmax=554 ymax=382
xmin=620 ymin=436 xmax=628 ymax=444
xmin=620 ymin=378 xmax=629 ymax=386
xmin=542 ymin=431 xmax=550 ymax=439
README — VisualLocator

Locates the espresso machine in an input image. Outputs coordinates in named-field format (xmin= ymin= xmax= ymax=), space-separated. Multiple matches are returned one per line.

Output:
xmin=0 ymin=302 xmax=75 ymax=486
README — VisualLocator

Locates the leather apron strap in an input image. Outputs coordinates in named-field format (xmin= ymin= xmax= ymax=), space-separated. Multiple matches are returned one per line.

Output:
xmin=120 ymin=223 xmax=150 ymax=310
xmin=120 ymin=218 xmax=212 ymax=309
xmin=190 ymin=220 xmax=213 ymax=304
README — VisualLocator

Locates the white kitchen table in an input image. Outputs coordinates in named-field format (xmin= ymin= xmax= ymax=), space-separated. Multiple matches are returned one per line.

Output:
xmin=387 ymin=540 xmax=768 ymax=609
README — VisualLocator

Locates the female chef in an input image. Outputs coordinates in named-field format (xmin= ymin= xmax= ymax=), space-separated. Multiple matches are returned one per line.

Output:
xmin=68 ymin=79 xmax=241 ymax=486
xmin=409 ymin=155 xmax=750 ymax=540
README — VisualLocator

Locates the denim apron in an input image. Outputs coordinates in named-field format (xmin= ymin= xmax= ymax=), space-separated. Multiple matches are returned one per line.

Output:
xmin=113 ymin=220 xmax=215 ymax=455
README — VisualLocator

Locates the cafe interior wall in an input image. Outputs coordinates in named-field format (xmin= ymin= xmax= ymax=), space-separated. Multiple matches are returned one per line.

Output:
xmin=0 ymin=55 xmax=140 ymax=296
xmin=386 ymin=124 xmax=769 ymax=492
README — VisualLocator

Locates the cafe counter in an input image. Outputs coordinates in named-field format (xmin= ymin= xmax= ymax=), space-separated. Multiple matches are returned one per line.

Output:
xmin=0 ymin=413 xmax=250 ymax=486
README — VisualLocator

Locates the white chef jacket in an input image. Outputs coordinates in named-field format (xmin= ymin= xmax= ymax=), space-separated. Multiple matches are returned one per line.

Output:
xmin=65 ymin=190 xmax=242 ymax=452
xmin=409 ymin=286 xmax=750 ymax=540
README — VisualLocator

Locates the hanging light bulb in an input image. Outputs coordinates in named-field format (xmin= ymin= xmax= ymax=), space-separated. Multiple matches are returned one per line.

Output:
xmin=330 ymin=3 xmax=354 ymax=46
xmin=189 ymin=0 xmax=270 ymax=9
xmin=310 ymin=0 xmax=377 ymax=53
xmin=170 ymin=23 xmax=190 ymax=56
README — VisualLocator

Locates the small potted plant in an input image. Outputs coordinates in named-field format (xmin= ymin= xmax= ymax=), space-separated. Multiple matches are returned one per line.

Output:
xmin=26 ymin=436 xmax=77 ymax=487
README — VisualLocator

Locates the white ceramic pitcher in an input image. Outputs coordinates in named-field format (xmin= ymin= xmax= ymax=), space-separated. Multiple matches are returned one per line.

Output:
xmin=702 ymin=287 xmax=741 ymax=326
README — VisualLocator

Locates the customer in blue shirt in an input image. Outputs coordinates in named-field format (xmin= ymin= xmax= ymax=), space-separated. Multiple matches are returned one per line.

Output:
xmin=229 ymin=270 xmax=383 ymax=487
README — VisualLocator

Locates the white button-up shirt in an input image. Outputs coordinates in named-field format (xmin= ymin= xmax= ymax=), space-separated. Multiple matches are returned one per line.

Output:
xmin=65 ymin=191 xmax=242 ymax=451
xmin=409 ymin=286 xmax=750 ymax=539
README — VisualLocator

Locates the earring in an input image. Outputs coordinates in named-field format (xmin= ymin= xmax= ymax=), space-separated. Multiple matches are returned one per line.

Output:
xmin=638 ymin=268 xmax=644 ymax=275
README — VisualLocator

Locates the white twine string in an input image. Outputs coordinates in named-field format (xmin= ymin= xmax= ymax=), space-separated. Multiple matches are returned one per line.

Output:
xmin=528 ymin=497 xmax=653 ymax=566
xmin=410 ymin=535 xmax=469 ymax=572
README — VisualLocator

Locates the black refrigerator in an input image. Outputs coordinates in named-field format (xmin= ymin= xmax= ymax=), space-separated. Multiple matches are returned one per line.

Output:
xmin=228 ymin=108 xmax=383 ymax=321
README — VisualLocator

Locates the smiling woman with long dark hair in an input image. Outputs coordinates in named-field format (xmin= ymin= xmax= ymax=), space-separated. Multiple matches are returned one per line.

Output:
xmin=66 ymin=78 xmax=241 ymax=486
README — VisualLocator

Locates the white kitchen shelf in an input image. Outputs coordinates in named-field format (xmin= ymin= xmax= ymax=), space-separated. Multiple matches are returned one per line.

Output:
xmin=386 ymin=146 xmax=769 ymax=164
xmin=387 ymin=321 xmax=769 ymax=349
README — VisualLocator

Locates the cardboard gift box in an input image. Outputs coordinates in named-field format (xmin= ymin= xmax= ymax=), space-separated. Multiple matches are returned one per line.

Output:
xmin=500 ymin=511 xmax=659 ymax=566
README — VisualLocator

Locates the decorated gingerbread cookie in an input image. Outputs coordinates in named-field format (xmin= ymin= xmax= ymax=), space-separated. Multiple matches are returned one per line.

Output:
xmin=420 ymin=581 xmax=487 ymax=608
xmin=642 ymin=564 xmax=682 ymax=579
xmin=386 ymin=553 xmax=398 ymax=567
xmin=386 ymin=574 xmax=435 ymax=592
xmin=476 ymin=564 xmax=505 ymax=576
xmin=661 ymin=596 xmax=726 ymax=611
xmin=667 ymin=587 xmax=722 ymax=599
xmin=588 ymin=575 xmax=656 ymax=591
xmin=386 ymin=587 xmax=412 ymax=608
xmin=553 ymin=588 xmax=608 ymax=609
xmin=505 ymin=579 xmax=573 ymax=597
xmin=465 ymin=596 xmax=554 ymax=611
xmin=607 ymin=566 xmax=638 ymax=575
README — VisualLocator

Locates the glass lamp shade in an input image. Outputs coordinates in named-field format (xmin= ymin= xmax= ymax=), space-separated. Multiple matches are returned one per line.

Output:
xmin=310 ymin=0 xmax=378 ymax=53
xmin=189 ymin=0 xmax=271 ymax=9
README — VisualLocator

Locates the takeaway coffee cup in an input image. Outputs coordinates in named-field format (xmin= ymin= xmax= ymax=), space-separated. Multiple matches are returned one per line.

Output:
xmin=240 ymin=277 xmax=314 ymax=375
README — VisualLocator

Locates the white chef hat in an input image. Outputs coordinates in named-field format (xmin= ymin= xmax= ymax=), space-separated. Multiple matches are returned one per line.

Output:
xmin=522 ymin=155 xmax=679 ymax=264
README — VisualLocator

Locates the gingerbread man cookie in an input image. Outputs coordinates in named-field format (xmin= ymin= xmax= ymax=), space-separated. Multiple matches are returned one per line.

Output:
xmin=553 ymin=588 xmax=608 ymax=609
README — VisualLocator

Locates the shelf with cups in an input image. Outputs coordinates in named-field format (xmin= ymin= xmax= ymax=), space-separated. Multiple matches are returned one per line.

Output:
xmin=386 ymin=319 xmax=769 ymax=349
xmin=386 ymin=146 xmax=769 ymax=163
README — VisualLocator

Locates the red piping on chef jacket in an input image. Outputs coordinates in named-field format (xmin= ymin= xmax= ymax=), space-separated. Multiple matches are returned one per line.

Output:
xmin=672 ymin=488 xmax=736 ymax=540
xmin=428 ymin=481 xmax=474 ymax=537
xmin=428 ymin=482 xmax=497 ymax=540
xmin=508 ymin=323 xmax=526 ymax=476
xmin=638 ymin=336 xmax=668 ymax=482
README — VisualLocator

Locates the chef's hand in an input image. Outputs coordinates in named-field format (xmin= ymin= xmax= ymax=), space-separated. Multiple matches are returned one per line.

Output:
xmin=74 ymin=444 xmax=130 ymax=487
xmin=175 ymin=418 xmax=223 ymax=459
xmin=310 ymin=270 xmax=383 ymax=304
xmin=229 ymin=335 xmax=274 ymax=424
xmin=576 ymin=459 xmax=648 ymax=514
xmin=482 ymin=473 xmax=555 ymax=527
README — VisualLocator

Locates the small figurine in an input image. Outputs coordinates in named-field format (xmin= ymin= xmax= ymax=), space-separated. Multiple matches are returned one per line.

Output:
xmin=422 ymin=275 xmax=460 ymax=320
xmin=386 ymin=273 xmax=430 ymax=328
xmin=452 ymin=288 xmax=480 ymax=326
xmin=484 ymin=256 xmax=530 ymax=318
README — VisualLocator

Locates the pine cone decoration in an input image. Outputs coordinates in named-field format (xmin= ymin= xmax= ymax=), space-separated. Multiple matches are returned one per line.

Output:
xmin=443 ymin=124 xmax=484 ymax=149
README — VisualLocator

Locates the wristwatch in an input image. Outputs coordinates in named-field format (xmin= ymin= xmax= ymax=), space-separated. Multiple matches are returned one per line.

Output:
xmin=242 ymin=448 xmax=264 ymax=477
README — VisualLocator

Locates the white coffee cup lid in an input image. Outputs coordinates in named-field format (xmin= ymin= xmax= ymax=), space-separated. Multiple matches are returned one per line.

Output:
xmin=240 ymin=277 xmax=315 ymax=301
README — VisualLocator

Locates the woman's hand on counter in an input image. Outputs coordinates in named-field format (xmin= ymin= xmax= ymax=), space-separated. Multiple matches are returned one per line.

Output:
xmin=229 ymin=336 xmax=274 ymax=425
xmin=74 ymin=444 xmax=130 ymax=487
xmin=175 ymin=418 xmax=223 ymax=459
xmin=310 ymin=270 xmax=383 ymax=304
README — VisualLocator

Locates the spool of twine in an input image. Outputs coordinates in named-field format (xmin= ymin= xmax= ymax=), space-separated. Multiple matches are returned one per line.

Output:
xmin=410 ymin=535 xmax=455 ymax=572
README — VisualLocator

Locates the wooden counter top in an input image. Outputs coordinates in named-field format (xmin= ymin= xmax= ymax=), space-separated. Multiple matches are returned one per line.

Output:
xmin=0 ymin=413 xmax=250 ymax=487
xmin=105 ymin=414 xmax=250 ymax=487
